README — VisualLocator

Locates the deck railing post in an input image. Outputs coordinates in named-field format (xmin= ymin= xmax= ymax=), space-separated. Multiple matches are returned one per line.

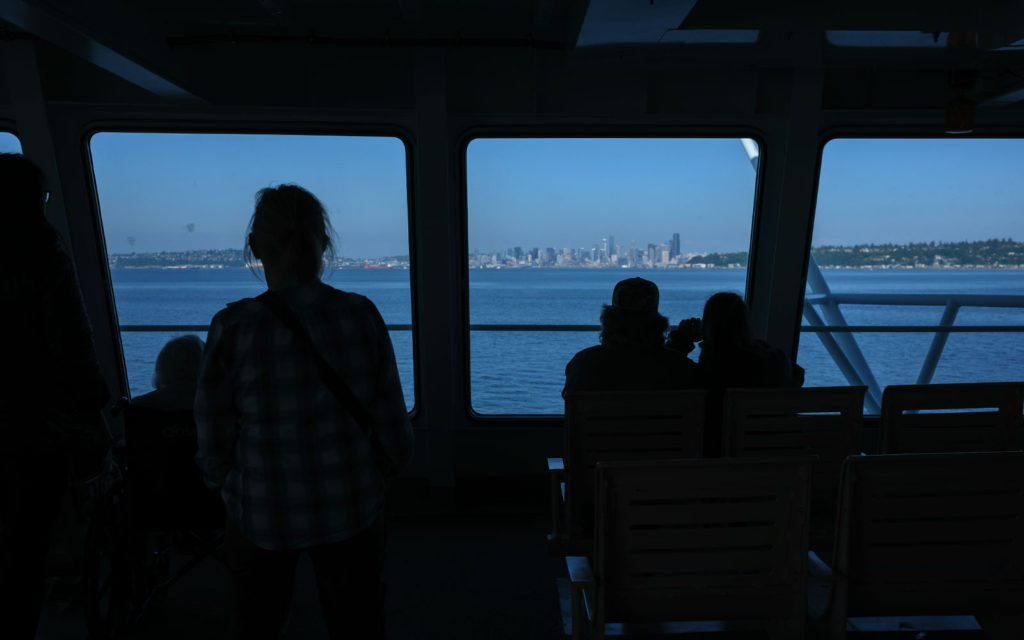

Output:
xmin=916 ymin=300 xmax=961 ymax=385
xmin=804 ymin=256 xmax=883 ymax=412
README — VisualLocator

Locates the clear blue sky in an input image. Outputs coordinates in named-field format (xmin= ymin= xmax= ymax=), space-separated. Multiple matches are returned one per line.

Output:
xmin=813 ymin=138 xmax=1024 ymax=246
xmin=7 ymin=131 xmax=1024 ymax=257
xmin=90 ymin=133 xmax=409 ymax=258
xmin=467 ymin=137 xmax=757 ymax=254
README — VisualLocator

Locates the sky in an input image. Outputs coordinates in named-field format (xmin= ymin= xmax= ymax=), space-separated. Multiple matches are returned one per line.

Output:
xmin=813 ymin=138 xmax=1024 ymax=246
xmin=90 ymin=133 xmax=409 ymax=258
xmin=467 ymin=137 xmax=757 ymax=254
xmin=4 ymin=130 xmax=1024 ymax=257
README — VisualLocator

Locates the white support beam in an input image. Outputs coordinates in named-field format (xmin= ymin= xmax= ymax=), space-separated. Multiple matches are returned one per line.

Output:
xmin=0 ymin=0 xmax=202 ymax=102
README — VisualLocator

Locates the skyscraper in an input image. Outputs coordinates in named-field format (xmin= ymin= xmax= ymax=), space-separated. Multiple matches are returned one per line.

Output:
xmin=670 ymin=232 xmax=680 ymax=259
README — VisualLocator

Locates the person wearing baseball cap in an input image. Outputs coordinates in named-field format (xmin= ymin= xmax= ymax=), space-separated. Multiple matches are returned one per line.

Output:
xmin=563 ymin=277 xmax=696 ymax=395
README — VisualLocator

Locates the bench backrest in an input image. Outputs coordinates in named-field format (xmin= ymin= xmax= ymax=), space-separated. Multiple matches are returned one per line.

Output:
xmin=834 ymin=451 xmax=1024 ymax=617
xmin=723 ymin=386 xmax=866 ymax=553
xmin=594 ymin=458 xmax=811 ymax=626
xmin=564 ymin=390 xmax=705 ymax=539
xmin=880 ymin=382 xmax=1024 ymax=454
xmin=123 ymin=404 xmax=224 ymax=530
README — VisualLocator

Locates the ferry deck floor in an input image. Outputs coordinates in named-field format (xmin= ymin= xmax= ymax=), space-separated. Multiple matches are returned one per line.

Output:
xmin=32 ymin=478 xmax=1010 ymax=639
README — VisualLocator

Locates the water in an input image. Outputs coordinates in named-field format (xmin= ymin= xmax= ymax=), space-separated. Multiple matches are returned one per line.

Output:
xmin=110 ymin=268 xmax=1024 ymax=415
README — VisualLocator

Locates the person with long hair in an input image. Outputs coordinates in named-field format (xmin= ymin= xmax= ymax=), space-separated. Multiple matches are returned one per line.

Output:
xmin=668 ymin=291 xmax=803 ymax=455
xmin=0 ymin=153 xmax=110 ymax=639
xmin=195 ymin=184 xmax=413 ymax=640
xmin=563 ymin=277 xmax=695 ymax=394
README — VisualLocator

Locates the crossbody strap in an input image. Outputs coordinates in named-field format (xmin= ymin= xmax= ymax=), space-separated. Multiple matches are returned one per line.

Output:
xmin=256 ymin=291 xmax=393 ymax=471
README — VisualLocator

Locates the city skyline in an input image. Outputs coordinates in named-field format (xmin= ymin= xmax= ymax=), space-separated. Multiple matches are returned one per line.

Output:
xmin=470 ymin=231 xmax=715 ymax=268
xmin=107 ymin=237 xmax=1024 ymax=270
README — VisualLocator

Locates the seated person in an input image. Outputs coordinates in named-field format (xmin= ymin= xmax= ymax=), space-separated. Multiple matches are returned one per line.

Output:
xmin=668 ymin=291 xmax=803 ymax=455
xmin=133 ymin=335 xmax=205 ymax=411
xmin=128 ymin=335 xmax=222 ymax=531
xmin=564 ymin=277 xmax=696 ymax=395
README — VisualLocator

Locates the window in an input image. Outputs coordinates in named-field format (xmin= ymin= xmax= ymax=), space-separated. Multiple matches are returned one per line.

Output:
xmin=90 ymin=132 xmax=414 ymax=410
xmin=803 ymin=138 xmax=1024 ymax=412
xmin=466 ymin=137 xmax=760 ymax=414
xmin=0 ymin=131 xmax=22 ymax=153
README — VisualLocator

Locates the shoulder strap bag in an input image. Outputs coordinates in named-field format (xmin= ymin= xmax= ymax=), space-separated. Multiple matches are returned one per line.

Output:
xmin=257 ymin=290 xmax=397 ymax=477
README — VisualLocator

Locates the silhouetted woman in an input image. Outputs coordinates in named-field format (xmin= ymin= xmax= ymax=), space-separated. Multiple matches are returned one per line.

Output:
xmin=0 ymin=153 xmax=110 ymax=639
xmin=669 ymin=291 xmax=803 ymax=455
xmin=194 ymin=185 xmax=413 ymax=640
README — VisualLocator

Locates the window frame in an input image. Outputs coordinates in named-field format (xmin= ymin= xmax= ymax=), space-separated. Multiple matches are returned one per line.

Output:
xmin=82 ymin=123 xmax=421 ymax=417
xmin=800 ymin=129 xmax=1024 ymax=411
xmin=458 ymin=129 xmax=769 ymax=421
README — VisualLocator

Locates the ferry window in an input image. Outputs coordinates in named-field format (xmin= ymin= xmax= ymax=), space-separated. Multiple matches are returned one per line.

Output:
xmin=467 ymin=137 xmax=760 ymax=415
xmin=89 ymin=132 xmax=414 ymax=411
xmin=804 ymin=138 xmax=1024 ymax=413
xmin=0 ymin=131 xmax=21 ymax=152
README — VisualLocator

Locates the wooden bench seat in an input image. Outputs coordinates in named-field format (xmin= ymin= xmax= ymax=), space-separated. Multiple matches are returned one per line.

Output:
xmin=723 ymin=386 xmax=866 ymax=555
xmin=568 ymin=457 xmax=812 ymax=639
xmin=880 ymin=381 xmax=1024 ymax=454
xmin=549 ymin=390 xmax=705 ymax=555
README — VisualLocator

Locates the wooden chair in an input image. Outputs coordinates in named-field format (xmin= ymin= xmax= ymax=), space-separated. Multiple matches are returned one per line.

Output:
xmin=879 ymin=381 xmax=1024 ymax=454
xmin=817 ymin=451 xmax=1024 ymax=639
xmin=568 ymin=457 xmax=812 ymax=640
xmin=548 ymin=390 xmax=705 ymax=555
xmin=723 ymin=386 xmax=866 ymax=555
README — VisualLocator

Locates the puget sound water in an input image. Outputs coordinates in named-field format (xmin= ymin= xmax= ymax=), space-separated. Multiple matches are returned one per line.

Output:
xmin=110 ymin=268 xmax=1024 ymax=415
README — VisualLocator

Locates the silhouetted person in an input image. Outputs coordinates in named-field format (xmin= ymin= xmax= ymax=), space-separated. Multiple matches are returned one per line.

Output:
xmin=133 ymin=334 xmax=204 ymax=411
xmin=564 ymin=277 xmax=696 ymax=395
xmin=134 ymin=333 xmax=205 ymax=409
xmin=0 ymin=153 xmax=110 ymax=639
xmin=668 ymin=291 xmax=803 ymax=455
xmin=195 ymin=184 xmax=413 ymax=640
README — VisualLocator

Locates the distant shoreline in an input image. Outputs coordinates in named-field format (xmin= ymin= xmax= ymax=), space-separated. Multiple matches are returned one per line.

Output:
xmin=109 ymin=238 xmax=1024 ymax=270
xmin=107 ymin=264 xmax=1024 ymax=271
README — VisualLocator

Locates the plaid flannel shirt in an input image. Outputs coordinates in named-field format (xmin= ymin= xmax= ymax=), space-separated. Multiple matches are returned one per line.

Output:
xmin=195 ymin=281 xmax=413 ymax=550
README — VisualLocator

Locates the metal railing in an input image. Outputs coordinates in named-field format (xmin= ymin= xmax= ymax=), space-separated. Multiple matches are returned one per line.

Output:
xmin=803 ymin=254 xmax=1024 ymax=413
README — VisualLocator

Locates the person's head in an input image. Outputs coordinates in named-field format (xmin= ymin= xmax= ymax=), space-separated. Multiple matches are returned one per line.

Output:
xmin=0 ymin=153 xmax=49 ymax=221
xmin=701 ymin=291 xmax=753 ymax=350
xmin=599 ymin=277 xmax=669 ymax=348
xmin=152 ymin=335 xmax=205 ymax=390
xmin=244 ymin=184 xmax=335 ymax=282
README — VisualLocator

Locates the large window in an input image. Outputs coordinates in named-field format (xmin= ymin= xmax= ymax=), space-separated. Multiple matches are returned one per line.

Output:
xmin=0 ymin=131 xmax=21 ymax=152
xmin=467 ymin=137 xmax=760 ymax=414
xmin=90 ymin=132 xmax=414 ymax=410
xmin=803 ymin=138 xmax=1024 ymax=412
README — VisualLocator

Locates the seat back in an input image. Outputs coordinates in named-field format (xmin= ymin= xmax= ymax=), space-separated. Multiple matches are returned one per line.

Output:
xmin=835 ymin=452 xmax=1024 ymax=617
xmin=563 ymin=390 xmax=705 ymax=540
xmin=723 ymin=386 xmax=866 ymax=553
xmin=593 ymin=458 xmax=811 ymax=626
xmin=880 ymin=382 xmax=1024 ymax=453
xmin=123 ymin=404 xmax=224 ymax=530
